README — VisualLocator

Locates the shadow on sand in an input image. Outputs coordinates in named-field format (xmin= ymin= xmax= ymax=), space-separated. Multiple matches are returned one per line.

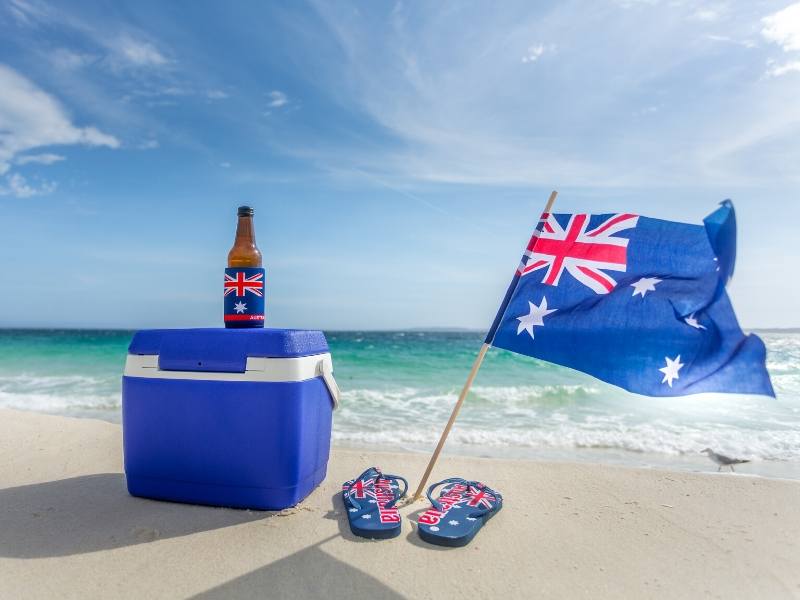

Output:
xmin=190 ymin=534 xmax=405 ymax=600
xmin=191 ymin=493 xmax=404 ymax=598
xmin=0 ymin=473 xmax=267 ymax=558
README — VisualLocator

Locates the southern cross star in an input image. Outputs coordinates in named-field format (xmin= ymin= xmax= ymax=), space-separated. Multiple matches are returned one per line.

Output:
xmin=659 ymin=355 xmax=684 ymax=387
xmin=516 ymin=297 xmax=557 ymax=339
xmin=361 ymin=514 xmax=371 ymax=519
xmin=631 ymin=277 xmax=662 ymax=298
xmin=448 ymin=520 xmax=460 ymax=526
xmin=233 ymin=301 xmax=247 ymax=314
xmin=684 ymin=313 xmax=706 ymax=330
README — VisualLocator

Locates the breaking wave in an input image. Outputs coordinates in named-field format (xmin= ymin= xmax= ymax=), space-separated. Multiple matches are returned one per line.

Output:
xmin=0 ymin=373 xmax=120 ymax=416
xmin=333 ymin=419 xmax=800 ymax=461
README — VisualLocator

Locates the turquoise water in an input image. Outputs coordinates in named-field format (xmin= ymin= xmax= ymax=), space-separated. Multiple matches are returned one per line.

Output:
xmin=1 ymin=329 xmax=799 ymax=478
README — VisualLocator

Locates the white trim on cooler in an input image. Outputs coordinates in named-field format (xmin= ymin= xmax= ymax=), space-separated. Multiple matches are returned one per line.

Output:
xmin=124 ymin=353 xmax=340 ymax=408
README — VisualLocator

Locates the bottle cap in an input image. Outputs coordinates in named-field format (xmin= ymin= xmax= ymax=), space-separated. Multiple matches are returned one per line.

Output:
xmin=237 ymin=205 xmax=254 ymax=217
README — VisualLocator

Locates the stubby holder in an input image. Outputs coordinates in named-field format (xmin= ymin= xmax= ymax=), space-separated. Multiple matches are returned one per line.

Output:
xmin=224 ymin=267 xmax=265 ymax=328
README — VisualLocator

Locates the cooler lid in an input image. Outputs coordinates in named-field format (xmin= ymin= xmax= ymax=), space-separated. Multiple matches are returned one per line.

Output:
xmin=128 ymin=328 xmax=329 ymax=373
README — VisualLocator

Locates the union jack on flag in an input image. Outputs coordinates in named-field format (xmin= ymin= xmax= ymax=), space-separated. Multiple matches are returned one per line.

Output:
xmin=518 ymin=212 xmax=639 ymax=294
xmin=224 ymin=271 xmax=264 ymax=297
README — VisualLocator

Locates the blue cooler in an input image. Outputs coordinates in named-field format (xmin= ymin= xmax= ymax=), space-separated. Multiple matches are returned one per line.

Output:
xmin=121 ymin=328 xmax=340 ymax=510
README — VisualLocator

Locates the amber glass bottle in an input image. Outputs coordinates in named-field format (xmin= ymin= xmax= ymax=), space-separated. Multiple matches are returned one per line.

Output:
xmin=224 ymin=206 xmax=265 ymax=328
xmin=228 ymin=206 xmax=262 ymax=267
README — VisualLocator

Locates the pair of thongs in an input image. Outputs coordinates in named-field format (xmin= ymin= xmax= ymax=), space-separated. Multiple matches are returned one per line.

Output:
xmin=341 ymin=466 xmax=503 ymax=547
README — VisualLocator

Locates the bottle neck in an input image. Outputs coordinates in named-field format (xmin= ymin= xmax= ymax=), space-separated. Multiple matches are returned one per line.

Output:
xmin=235 ymin=215 xmax=256 ymax=243
xmin=228 ymin=214 xmax=262 ymax=267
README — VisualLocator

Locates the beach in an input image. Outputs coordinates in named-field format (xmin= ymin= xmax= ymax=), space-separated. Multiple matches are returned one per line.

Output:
xmin=4 ymin=1 xmax=800 ymax=597
xmin=1 ymin=408 xmax=799 ymax=599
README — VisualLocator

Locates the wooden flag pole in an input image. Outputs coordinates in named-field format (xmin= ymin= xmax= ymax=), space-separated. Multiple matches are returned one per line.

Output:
xmin=410 ymin=343 xmax=490 ymax=502
xmin=410 ymin=190 xmax=558 ymax=502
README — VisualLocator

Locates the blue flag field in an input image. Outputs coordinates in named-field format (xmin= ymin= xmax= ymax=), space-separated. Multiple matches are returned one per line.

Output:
xmin=486 ymin=201 xmax=774 ymax=397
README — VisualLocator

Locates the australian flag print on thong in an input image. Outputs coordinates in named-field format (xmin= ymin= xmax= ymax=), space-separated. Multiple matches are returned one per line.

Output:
xmin=486 ymin=201 xmax=774 ymax=397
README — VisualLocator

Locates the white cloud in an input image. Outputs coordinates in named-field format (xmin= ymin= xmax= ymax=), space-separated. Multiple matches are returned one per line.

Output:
xmin=145 ymin=99 xmax=178 ymax=108
xmin=762 ymin=4 xmax=800 ymax=77
xmin=160 ymin=86 xmax=186 ymax=96
xmin=220 ymin=161 xmax=231 ymax=168
xmin=0 ymin=63 xmax=119 ymax=178
xmin=301 ymin=1 xmax=800 ymax=188
xmin=635 ymin=105 xmax=661 ymax=115
xmin=49 ymin=48 xmax=96 ymax=70
xmin=5 ymin=0 xmax=51 ymax=26
xmin=613 ymin=0 xmax=659 ymax=7
xmin=7 ymin=1 xmax=171 ymax=71
xmin=766 ymin=59 xmax=800 ymax=76
xmin=705 ymin=34 xmax=757 ymax=49
xmin=15 ymin=153 xmax=66 ymax=165
xmin=521 ymin=44 xmax=546 ymax=63
xmin=762 ymin=2 xmax=800 ymax=52
xmin=267 ymin=90 xmax=288 ymax=107
xmin=0 ymin=173 xmax=57 ymax=198
xmin=692 ymin=8 xmax=720 ymax=22
xmin=112 ymin=35 xmax=169 ymax=68
xmin=138 ymin=139 xmax=159 ymax=149
xmin=207 ymin=89 xmax=229 ymax=100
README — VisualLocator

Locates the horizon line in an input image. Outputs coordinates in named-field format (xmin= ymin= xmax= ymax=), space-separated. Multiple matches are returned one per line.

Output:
xmin=1 ymin=326 xmax=797 ymax=333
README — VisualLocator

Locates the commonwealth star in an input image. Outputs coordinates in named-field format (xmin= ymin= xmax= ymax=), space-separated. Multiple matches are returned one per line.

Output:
xmin=516 ymin=297 xmax=557 ymax=339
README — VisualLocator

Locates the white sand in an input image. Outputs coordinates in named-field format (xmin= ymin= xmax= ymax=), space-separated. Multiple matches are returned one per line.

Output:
xmin=1 ymin=408 xmax=799 ymax=599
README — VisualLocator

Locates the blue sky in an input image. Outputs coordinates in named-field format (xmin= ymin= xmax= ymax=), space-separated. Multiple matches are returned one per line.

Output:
xmin=1 ymin=0 xmax=799 ymax=330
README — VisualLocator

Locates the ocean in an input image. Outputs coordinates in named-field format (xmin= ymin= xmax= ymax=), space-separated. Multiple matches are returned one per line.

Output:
xmin=1 ymin=329 xmax=798 ymax=479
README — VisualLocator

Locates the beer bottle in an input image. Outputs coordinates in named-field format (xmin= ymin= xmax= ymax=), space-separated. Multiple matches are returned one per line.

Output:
xmin=224 ymin=206 xmax=265 ymax=328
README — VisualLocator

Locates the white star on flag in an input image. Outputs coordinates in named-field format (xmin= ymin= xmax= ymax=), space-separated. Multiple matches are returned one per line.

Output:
xmin=659 ymin=355 xmax=684 ymax=387
xmin=631 ymin=277 xmax=662 ymax=298
xmin=349 ymin=508 xmax=358 ymax=513
xmin=361 ymin=514 xmax=371 ymax=519
xmin=448 ymin=520 xmax=460 ymax=526
xmin=233 ymin=301 xmax=247 ymax=314
xmin=516 ymin=297 xmax=557 ymax=339
xmin=684 ymin=313 xmax=706 ymax=330
xmin=429 ymin=526 xmax=440 ymax=531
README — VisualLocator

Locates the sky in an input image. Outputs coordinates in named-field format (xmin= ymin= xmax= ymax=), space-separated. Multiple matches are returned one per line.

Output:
xmin=1 ymin=0 xmax=799 ymax=330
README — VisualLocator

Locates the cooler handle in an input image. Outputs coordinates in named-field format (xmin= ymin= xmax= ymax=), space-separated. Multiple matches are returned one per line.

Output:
xmin=317 ymin=358 xmax=340 ymax=409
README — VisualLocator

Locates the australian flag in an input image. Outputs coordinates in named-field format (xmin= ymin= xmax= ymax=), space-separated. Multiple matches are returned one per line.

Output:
xmin=486 ymin=201 xmax=774 ymax=397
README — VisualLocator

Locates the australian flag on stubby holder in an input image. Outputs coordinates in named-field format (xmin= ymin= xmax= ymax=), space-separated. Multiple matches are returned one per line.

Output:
xmin=224 ymin=267 xmax=265 ymax=328
xmin=486 ymin=201 xmax=774 ymax=397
